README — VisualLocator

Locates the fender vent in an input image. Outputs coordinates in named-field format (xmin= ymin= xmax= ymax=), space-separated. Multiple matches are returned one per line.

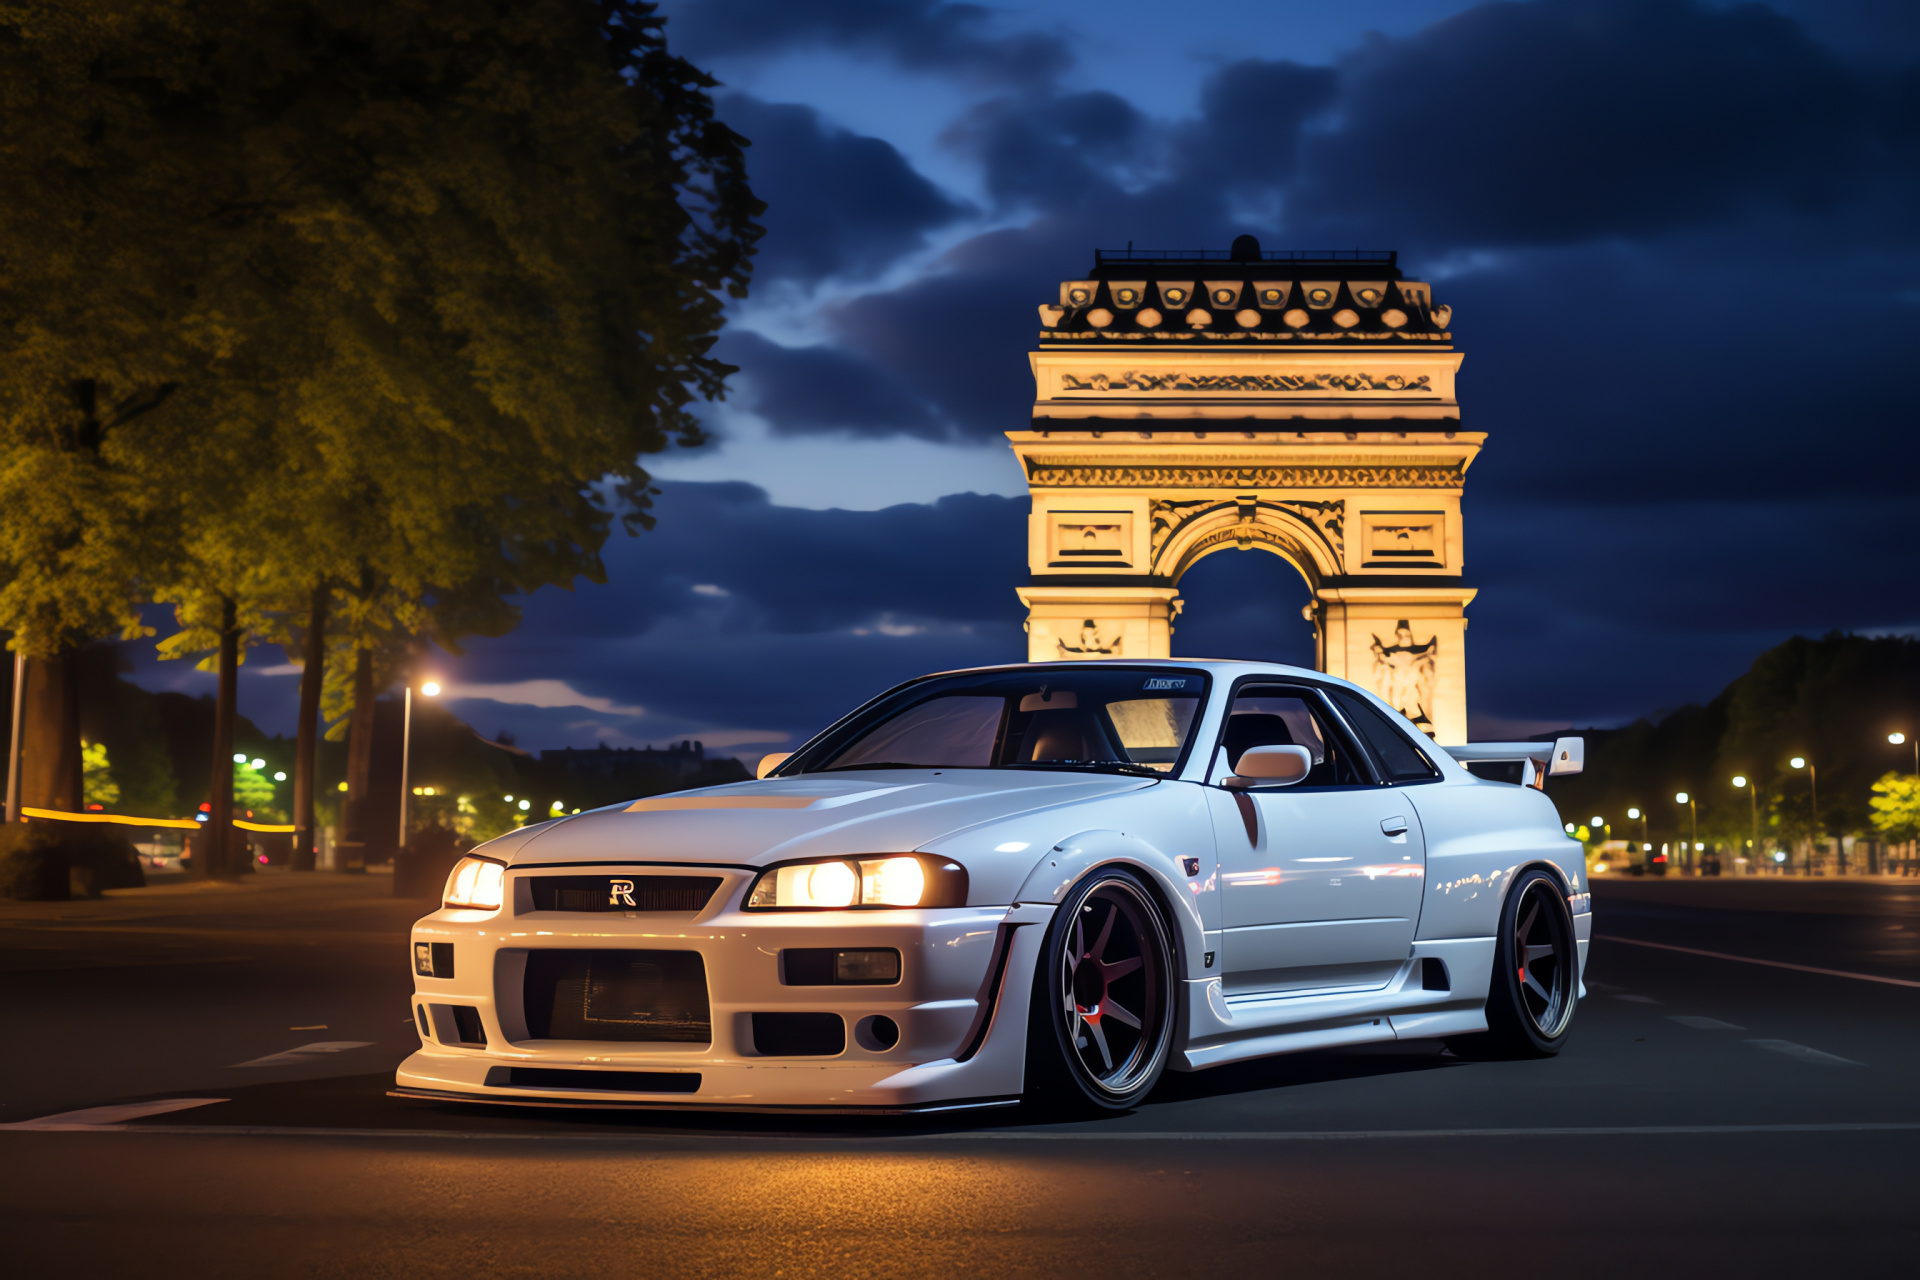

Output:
xmin=1421 ymin=957 xmax=1451 ymax=991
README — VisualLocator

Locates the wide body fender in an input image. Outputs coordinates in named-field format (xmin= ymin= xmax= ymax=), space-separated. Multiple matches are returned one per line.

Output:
xmin=1011 ymin=828 xmax=1208 ymax=983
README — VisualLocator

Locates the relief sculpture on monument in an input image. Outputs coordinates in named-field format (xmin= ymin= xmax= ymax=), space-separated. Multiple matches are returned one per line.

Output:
xmin=1369 ymin=621 xmax=1439 ymax=734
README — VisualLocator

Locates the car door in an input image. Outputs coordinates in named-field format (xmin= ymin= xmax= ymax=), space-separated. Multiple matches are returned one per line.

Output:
xmin=1206 ymin=683 xmax=1426 ymax=995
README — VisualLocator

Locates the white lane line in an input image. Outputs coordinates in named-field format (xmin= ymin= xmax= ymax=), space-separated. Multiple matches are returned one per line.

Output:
xmin=1669 ymin=1015 xmax=1746 ymax=1030
xmin=231 ymin=1041 xmax=373 ymax=1068
xmin=0 ymin=1099 xmax=228 ymax=1131
xmin=1746 ymin=1039 xmax=1864 ymax=1067
xmin=1597 ymin=935 xmax=1920 ymax=989
xmin=7 ymin=1121 xmax=1920 ymax=1142
xmin=1616 ymin=994 xmax=1662 ymax=1004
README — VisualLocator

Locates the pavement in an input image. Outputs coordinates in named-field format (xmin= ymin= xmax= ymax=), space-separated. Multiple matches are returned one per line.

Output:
xmin=3 ymin=870 xmax=1918 ymax=1277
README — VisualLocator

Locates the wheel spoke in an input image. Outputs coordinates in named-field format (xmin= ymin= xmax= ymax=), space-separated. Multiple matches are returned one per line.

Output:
xmin=1523 ymin=943 xmax=1555 ymax=963
xmin=1524 ymin=971 xmax=1552 ymax=1003
xmin=1516 ymin=898 xmax=1540 ymax=944
xmin=1102 ymin=955 xmax=1143 ymax=981
xmin=1090 ymin=901 xmax=1117 ymax=962
xmin=1085 ymin=1014 xmax=1113 ymax=1071
xmin=1104 ymin=997 xmax=1142 ymax=1030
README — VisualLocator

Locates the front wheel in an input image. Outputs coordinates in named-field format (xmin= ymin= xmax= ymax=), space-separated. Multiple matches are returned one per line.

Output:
xmin=1453 ymin=867 xmax=1579 ymax=1059
xmin=1025 ymin=868 xmax=1176 ymax=1112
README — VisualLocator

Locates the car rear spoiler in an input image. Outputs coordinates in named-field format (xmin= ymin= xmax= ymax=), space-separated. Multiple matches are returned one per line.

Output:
xmin=1440 ymin=737 xmax=1584 ymax=789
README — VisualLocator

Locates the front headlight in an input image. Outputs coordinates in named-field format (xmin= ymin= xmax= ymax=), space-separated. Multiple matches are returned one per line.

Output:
xmin=444 ymin=856 xmax=506 ymax=910
xmin=746 ymin=855 xmax=967 ymax=910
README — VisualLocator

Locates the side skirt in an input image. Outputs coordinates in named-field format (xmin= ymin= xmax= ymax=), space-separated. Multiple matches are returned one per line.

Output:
xmin=1175 ymin=937 xmax=1496 ymax=1071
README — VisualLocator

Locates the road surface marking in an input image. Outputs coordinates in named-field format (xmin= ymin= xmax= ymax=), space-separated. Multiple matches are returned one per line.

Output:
xmin=290 ymin=1025 xmax=328 ymax=1031
xmin=1669 ymin=1015 xmax=1745 ymax=1030
xmin=9 ymin=1120 xmax=1920 ymax=1142
xmin=1616 ymin=994 xmax=1662 ymax=1004
xmin=1597 ymin=935 xmax=1920 ymax=989
xmin=0 ymin=1099 xmax=227 ymax=1131
xmin=1746 ymin=1039 xmax=1863 ymax=1067
xmin=231 ymin=1041 xmax=374 ymax=1068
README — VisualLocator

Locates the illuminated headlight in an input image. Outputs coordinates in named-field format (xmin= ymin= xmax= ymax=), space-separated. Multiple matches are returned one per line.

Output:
xmin=444 ymin=856 xmax=506 ymax=910
xmin=746 ymin=856 xmax=967 ymax=910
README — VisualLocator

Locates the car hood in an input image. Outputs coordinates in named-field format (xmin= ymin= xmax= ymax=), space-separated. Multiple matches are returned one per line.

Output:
xmin=481 ymin=770 xmax=1158 ymax=868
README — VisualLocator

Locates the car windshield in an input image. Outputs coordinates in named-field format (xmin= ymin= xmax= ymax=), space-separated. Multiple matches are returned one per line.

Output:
xmin=786 ymin=667 xmax=1211 ymax=776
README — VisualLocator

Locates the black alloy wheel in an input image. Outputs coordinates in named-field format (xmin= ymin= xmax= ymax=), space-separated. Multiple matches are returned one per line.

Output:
xmin=1458 ymin=867 xmax=1579 ymax=1059
xmin=1026 ymin=868 xmax=1176 ymax=1111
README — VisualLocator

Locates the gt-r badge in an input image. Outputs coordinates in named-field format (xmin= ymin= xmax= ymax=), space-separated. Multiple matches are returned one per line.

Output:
xmin=608 ymin=879 xmax=637 ymax=908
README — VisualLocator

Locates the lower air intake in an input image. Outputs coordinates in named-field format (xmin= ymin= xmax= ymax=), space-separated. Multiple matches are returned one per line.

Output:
xmin=752 ymin=1012 xmax=846 ymax=1057
xmin=485 ymin=1066 xmax=700 ymax=1094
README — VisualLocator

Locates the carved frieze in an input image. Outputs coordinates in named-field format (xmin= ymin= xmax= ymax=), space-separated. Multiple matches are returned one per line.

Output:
xmin=1029 ymin=464 xmax=1464 ymax=489
xmin=1057 ymin=371 xmax=1433 ymax=393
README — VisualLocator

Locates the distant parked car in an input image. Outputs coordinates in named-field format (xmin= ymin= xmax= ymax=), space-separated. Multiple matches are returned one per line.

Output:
xmin=397 ymin=660 xmax=1588 ymax=1114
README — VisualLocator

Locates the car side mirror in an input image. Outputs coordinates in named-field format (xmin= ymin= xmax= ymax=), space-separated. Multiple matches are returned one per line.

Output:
xmin=756 ymin=752 xmax=791 ymax=779
xmin=1224 ymin=745 xmax=1312 ymax=789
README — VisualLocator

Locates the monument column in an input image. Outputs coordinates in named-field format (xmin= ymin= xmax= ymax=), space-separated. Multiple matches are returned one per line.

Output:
xmin=1008 ymin=239 xmax=1481 ymax=742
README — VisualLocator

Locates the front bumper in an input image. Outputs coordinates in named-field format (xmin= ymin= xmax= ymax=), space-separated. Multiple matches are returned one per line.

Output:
xmin=396 ymin=864 xmax=1047 ymax=1111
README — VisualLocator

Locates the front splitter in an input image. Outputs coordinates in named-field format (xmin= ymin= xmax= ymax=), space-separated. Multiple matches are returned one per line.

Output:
xmin=388 ymin=1085 xmax=1022 ymax=1117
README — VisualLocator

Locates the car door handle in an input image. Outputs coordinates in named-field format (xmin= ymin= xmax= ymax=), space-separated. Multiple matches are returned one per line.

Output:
xmin=1381 ymin=816 xmax=1409 ymax=837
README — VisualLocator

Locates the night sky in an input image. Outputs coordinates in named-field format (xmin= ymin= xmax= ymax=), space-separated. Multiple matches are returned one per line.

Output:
xmin=127 ymin=0 xmax=1920 ymax=758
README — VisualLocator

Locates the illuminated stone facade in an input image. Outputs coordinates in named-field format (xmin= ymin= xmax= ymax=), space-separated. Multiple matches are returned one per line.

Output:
xmin=1011 ymin=241 xmax=1479 ymax=742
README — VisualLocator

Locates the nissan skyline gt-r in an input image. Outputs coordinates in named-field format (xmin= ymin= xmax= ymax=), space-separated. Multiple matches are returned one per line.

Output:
xmin=395 ymin=659 xmax=1589 ymax=1114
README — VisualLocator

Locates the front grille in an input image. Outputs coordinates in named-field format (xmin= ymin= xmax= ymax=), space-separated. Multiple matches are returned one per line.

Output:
xmin=528 ymin=874 xmax=721 ymax=913
xmin=522 ymin=949 xmax=711 ymax=1044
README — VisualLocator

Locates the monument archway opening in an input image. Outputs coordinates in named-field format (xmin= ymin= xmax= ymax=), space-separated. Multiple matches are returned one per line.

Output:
xmin=1009 ymin=238 xmax=1479 ymax=741
xmin=1166 ymin=543 xmax=1315 ymax=669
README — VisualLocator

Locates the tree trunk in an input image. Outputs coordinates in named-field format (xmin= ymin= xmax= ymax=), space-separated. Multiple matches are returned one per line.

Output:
xmin=19 ymin=646 xmax=83 ymax=814
xmin=291 ymin=582 xmax=328 ymax=872
xmin=205 ymin=597 xmax=241 ymax=878
xmin=339 ymin=645 xmax=375 ymax=873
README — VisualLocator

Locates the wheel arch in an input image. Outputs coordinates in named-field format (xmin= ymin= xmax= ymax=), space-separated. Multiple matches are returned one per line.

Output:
xmin=1013 ymin=829 xmax=1203 ymax=981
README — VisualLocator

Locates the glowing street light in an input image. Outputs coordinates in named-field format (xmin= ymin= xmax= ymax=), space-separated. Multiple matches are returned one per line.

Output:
xmin=1732 ymin=775 xmax=1759 ymax=871
xmin=1892 ymin=731 xmax=1917 ymax=774
xmin=399 ymin=677 xmax=443 ymax=849
xmin=1675 ymin=791 xmax=1698 ymax=871
xmin=1790 ymin=755 xmax=1819 ymax=876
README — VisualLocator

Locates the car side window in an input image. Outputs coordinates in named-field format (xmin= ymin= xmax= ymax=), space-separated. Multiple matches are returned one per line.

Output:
xmin=1218 ymin=687 xmax=1366 ymax=789
xmin=1327 ymin=688 xmax=1441 ymax=782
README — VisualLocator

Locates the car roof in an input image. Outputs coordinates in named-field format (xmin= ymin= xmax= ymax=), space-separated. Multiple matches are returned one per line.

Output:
xmin=919 ymin=657 xmax=1359 ymax=689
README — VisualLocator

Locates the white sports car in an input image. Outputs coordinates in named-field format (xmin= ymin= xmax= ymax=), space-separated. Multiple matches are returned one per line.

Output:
xmin=395 ymin=660 xmax=1588 ymax=1114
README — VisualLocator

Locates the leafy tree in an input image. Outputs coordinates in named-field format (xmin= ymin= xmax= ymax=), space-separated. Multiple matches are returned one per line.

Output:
xmin=81 ymin=741 xmax=119 ymax=810
xmin=3 ymin=1 xmax=761 ymax=876
xmin=1870 ymin=774 xmax=1920 ymax=846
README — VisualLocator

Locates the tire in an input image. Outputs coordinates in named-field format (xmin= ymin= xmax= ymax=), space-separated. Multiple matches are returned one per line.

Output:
xmin=1024 ymin=867 xmax=1177 ymax=1113
xmin=1450 ymin=867 xmax=1579 ymax=1059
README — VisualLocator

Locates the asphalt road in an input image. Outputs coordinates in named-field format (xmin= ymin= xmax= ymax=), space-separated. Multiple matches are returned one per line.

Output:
xmin=4 ymin=870 xmax=1919 ymax=1277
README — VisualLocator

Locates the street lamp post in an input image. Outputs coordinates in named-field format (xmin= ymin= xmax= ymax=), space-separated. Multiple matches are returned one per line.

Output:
xmin=1627 ymin=807 xmax=1650 ymax=872
xmin=399 ymin=679 xmax=442 ymax=849
xmin=1892 ymin=732 xmax=1917 ymax=775
xmin=1731 ymin=775 xmax=1760 ymax=875
xmin=1675 ymin=791 xmax=1698 ymax=874
xmin=1790 ymin=756 xmax=1818 ymax=875
xmin=4 ymin=651 xmax=22 ymax=825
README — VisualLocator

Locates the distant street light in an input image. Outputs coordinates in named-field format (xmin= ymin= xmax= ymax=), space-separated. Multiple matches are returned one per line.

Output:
xmin=1732 ymin=775 xmax=1759 ymax=873
xmin=1791 ymin=756 xmax=1819 ymax=876
xmin=1675 ymin=791 xmax=1698 ymax=872
xmin=399 ymin=678 xmax=443 ymax=849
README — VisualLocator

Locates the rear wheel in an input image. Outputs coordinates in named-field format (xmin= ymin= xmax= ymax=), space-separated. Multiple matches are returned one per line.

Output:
xmin=1025 ymin=868 xmax=1175 ymax=1112
xmin=1451 ymin=868 xmax=1578 ymax=1059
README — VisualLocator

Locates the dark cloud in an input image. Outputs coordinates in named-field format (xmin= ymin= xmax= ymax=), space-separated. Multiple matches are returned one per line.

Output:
xmin=943 ymin=90 xmax=1150 ymax=211
xmin=720 ymin=95 xmax=970 ymax=282
xmin=1177 ymin=59 xmax=1338 ymax=190
xmin=1293 ymin=0 xmax=1883 ymax=246
xmin=671 ymin=0 xmax=1071 ymax=89
xmin=718 ymin=330 xmax=947 ymax=437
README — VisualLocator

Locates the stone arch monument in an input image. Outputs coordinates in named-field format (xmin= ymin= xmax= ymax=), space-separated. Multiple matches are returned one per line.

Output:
xmin=1010 ymin=239 xmax=1479 ymax=742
